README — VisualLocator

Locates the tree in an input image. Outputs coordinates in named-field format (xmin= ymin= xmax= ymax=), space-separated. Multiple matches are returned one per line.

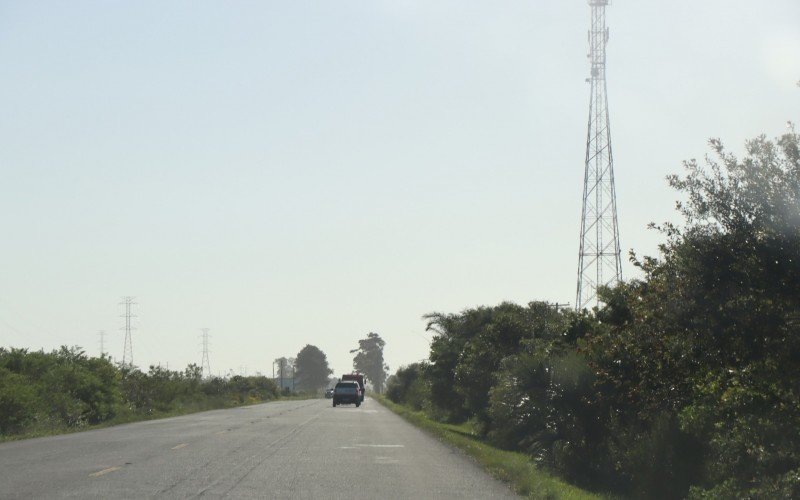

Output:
xmin=366 ymin=126 xmax=800 ymax=498
xmin=0 ymin=368 xmax=38 ymax=433
xmin=386 ymin=362 xmax=429 ymax=408
xmin=271 ymin=357 xmax=296 ymax=392
xmin=273 ymin=357 xmax=294 ymax=380
xmin=584 ymin=128 xmax=800 ymax=498
xmin=294 ymin=345 xmax=332 ymax=392
xmin=424 ymin=302 xmax=567 ymax=425
xmin=664 ymin=130 xmax=800 ymax=498
xmin=351 ymin=332 xmax=389 ymax=393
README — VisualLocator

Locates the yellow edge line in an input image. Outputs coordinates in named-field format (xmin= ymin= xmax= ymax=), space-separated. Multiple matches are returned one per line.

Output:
xmin=171 ymin=443 xmax=189 ymax=450
xmin=89 ymin=466 xmax=121 ymax=477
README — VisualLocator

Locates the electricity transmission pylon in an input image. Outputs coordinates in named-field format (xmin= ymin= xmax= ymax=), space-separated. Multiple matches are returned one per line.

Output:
xmin=200 ymin=328 xmax=211 ymax=378
xmin=576 ymin=0 xmax=622 ymax=310
xmin=120 ymin=296 xmax=137 ymax=366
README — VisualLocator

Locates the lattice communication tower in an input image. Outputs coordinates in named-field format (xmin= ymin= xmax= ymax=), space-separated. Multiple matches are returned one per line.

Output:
xmin=576 ymin=0 xmax=622 ymax=310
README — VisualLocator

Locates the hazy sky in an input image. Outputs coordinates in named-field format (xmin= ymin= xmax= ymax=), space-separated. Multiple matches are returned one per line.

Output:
xmin=1 ymin=1 xmax=798 ymax=377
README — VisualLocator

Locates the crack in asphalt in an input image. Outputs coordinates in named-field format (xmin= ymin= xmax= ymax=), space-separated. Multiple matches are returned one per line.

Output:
xmin=196 ymin=411 xmax=324 ymax=498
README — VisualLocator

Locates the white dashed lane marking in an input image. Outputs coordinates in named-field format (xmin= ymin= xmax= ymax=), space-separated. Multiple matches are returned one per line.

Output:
xmin=89 ymin=466 xmax=121 ymax=478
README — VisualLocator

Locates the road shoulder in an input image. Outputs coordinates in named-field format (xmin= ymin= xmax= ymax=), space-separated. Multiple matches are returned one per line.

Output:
xmin=372 ymin=395 xmax=606 ymax=500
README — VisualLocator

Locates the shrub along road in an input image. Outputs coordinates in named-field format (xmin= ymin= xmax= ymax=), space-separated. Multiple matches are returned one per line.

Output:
xmin=0 ymin=397 xmax=518 ymax=499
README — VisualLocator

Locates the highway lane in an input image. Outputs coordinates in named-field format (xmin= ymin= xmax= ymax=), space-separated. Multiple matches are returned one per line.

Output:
xmin=0 ymin=398 xmax=519 ymax=499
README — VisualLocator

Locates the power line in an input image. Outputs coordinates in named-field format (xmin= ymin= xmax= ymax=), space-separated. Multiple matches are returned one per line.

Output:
xmin=577 ymin=0 xmax=622 ymax=310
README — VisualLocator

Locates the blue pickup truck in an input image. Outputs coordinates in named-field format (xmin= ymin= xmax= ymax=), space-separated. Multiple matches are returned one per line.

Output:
xmin=332 ymin=381 xmax=361 ymax=407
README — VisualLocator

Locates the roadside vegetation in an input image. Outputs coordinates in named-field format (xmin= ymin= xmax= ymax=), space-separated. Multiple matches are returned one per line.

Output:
xmin=0 ymin=347 xmax=291 ymax=441
xmin=385 ymin=128 xmax=800 ymax=499
xmin=374 ymin=394 xmax=605 ymax=499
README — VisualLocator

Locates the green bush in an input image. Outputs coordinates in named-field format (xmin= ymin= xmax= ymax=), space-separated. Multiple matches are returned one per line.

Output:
xmin=0 ymin=347 xmax=121 ymax=429
xmin=404 ymin=376 xmax=432 ymax=411
xmin=386 ymin=128 xmax=800 ymax=499
xmin=386 ymin=363 xmax=423 ymax=404
xmin=0 ymin=346 xmax=284 ymax=438
xmin=0 ymin=368 xmax=38 ymax=433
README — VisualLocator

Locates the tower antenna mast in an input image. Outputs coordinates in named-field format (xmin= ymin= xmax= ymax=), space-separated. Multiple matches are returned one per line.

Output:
xmin=577 ymin=0 xmax=622 ymax=310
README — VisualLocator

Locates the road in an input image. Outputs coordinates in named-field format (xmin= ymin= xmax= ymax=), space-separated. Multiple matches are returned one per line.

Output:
xmin=0 ymin=398 xmax=519 ymax=499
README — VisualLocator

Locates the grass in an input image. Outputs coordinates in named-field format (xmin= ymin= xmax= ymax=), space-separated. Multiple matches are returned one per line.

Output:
xmin=373 ymin=394 xmax=609 ymax=500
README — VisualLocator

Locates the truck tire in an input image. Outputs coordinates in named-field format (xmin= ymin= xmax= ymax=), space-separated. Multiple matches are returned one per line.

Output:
xmin=356 ymin=402 xmax=361 ymax=407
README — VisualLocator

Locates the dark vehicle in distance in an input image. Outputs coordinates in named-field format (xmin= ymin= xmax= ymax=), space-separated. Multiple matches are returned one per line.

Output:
xmin=341 ymin=373 xmax=365 ymax=403
xmin=332 ymin=381 xmax=361 ymax=407
xmin=324 ymin=388 xmax=334 ymax=399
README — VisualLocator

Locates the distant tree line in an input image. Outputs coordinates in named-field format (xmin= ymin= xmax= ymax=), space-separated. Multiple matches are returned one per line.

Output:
xmin=0 ymin=347 xmax=281 ymax=437
xmin=386 ymin=128 xmax=800 ymax=498
xmin=272 ymin=335 xmax=390 ymax=395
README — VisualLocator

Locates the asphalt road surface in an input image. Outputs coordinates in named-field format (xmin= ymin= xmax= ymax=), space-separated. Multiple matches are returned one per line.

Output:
xmin=0 ymin=398 xmax=519 ymax=499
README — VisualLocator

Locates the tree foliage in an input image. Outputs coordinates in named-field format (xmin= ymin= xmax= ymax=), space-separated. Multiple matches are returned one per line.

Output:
xmin=272 ymin=357 xmax=295 ymax=380
xmin=582 ymin=129 xmax=800 ymax=497
xmin=387 ymin=128 xmax=800 ymax=498
xmin=351 ymin=332 xmax=389 ymax=393
xmin=424 ymin=302 xmax=566 ymax=425
xmin=0 ymin=346 xmax=280 ymax=437
xmin=0 ymin=346 xmax=120 ymax=431
xmin=385 ymin=362 xmax=430 ymax=411
xmin=294 ymin=344 xmax=332 ymax=392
